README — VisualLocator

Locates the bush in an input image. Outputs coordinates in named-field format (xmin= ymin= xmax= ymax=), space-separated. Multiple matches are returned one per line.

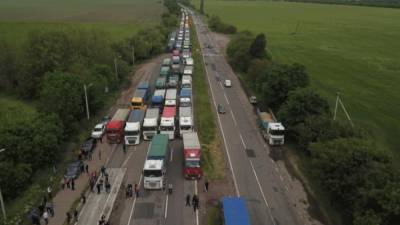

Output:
xmin=208 ymin=15 xmax=237 ymax=34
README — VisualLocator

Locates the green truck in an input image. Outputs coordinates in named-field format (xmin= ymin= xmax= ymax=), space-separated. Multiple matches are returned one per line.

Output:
xmin=143 ymin=134 xmax=169 ymax=189
xmin=160 ymin=66 xmax=171 ymax=77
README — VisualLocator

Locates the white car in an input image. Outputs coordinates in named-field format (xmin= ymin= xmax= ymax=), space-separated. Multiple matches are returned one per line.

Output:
xmin=182 ymin=50 xmax=191 ymax=59
xmin=224 ymin=80 xmax=232 ymax=87
xmin=91 ymin=123 xmax=105 ymax=139
xmin=185 ymin=57 xmax=194 ymax=66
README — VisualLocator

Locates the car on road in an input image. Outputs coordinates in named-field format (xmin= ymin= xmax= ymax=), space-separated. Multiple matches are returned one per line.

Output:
xmin=217 ymin=104 xmax=226 ymax=114
xmin=81 ymin=137 xmax=97 ymax=154
xmin=64 ymin=160 xmax=83 ymax=180
xmin=249 ymin=96 xmax=258 ymax=104
xmin=224 ymin=79 xmax=232 ymax=87
xmin=91 ymin=123 xmax=106 ymax=139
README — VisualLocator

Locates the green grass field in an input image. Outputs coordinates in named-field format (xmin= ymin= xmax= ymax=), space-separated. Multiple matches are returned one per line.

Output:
xmin=193 ymin=0 xmax=400 ymax=157
xmin=0 ymin=0 xmax=165 ymax=44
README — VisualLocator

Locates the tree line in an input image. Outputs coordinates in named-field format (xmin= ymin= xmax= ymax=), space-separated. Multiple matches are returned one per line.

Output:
xmin=226 ymin=30 xmax=400 ymax=225
xmin=286 ymin=0 xmax=400 ymax=9
xmin=0 ymin=9 xmax=178 ymax=206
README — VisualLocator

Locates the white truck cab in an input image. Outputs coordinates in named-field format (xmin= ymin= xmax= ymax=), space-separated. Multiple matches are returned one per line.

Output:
xmin=143 ymin=160 xmax=165 ymax=189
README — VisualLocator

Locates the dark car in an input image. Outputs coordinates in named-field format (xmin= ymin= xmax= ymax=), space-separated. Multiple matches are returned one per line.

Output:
xmin=81 ymin=137 xmax=96 ymax=154
xmin=64 ymin=160 xmax=83 ymax=180
xmin=217 ymin=104 xmax=226 ymax=114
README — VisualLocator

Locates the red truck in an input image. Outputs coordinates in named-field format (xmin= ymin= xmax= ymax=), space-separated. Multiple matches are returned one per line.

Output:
xmin=106 ymin=109 xmax=130 ymax=144
xmin=183 ymin=132 xmax=203 ymax=179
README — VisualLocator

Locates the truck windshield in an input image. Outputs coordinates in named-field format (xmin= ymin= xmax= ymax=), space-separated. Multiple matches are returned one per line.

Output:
xmin=270 ymin=130 xmax=285 ymax=136
xmin=180 ymin=102 xmax=191 ymax=107
xmin=94 ymin=128 xmax=102 ymax=132
xmin=107 ymin=129 xmax=117 ymax=134
xmin=180 ymin=125 xmax=192 ymax=130
xmin=143 ymin=126 xmax=157 ymax=131
xmin=131 ymin=102 xmax=142 ymax=107
xmin=125 ymin=131 xmax=139 ymax=136
xmin=160 ymin=126 xmax=174 ymax=131
xmin=185 ymin=160 xmax=200 ymax=168
xmin=143 ymin=170 xmax=162 ymax=177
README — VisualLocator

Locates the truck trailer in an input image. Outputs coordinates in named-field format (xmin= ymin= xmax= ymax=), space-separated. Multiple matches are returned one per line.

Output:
xmin=165 ymin=88 xmax=177 ymax=107
xmin=124 ymin=109 xmax=145 ymax=145
xmin=179 ymin=106 xmax=193 ymax=136
xmin=151 ymin=89 xmax=166 ymax=109
xmin=179 ymin=88 xmax=192 ymax=107
xmin=143 ymin=108 xmax=160 ymax=140
xmin=143 ymin=134 xmax=169 ymax=189
xmin=160 ymin=106 xmax=176 ymax=140
xmin=182 ymin=132 xmax=202 ymax=179
xmin=106 ymin=108 xmax=130 ymax=144
xmin=131 ymin=88 xmax=149 ymax=110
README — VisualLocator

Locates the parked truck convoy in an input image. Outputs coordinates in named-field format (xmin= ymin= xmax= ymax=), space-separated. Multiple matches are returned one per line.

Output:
xmin=160 ymin=106 xmax=176 ymax=140
xmin=183 ymin=132 xmax=202 ymax=179
xmin=124 ymin=109 xmax=145 ymax=145
xmin=152 ymin=89 xmax=166 ymax=109
xmin=143 ymin=108 xmax=160 ymax=140
xmin=156 ymin=77 xmax=166 ymax=89
xmin=131 ymin=82 xmax=149 ymax=110
xmin=181 ymin=75 xmax=192 ymax=89
xmin=179 ymin=106 xmax=193 ymax=136
xmin=257 ymin=109 xmax=285 ymax=145
xmin=106 ymin=108 xmax=130 ymax=144
xmin=143 ymin=134 xmax=169 ymax=189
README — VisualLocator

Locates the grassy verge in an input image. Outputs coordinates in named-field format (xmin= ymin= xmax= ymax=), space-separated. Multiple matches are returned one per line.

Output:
xmin=190 ymin=20 xmax=225 ymax=180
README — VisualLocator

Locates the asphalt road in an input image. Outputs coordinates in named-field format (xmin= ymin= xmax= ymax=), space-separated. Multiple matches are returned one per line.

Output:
xmin=188 ymin=9 xmax=301 ymax=225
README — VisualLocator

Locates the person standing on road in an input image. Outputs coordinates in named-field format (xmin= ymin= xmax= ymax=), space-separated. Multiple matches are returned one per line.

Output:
xmin=105 ymin=181 xmax=111 ymax=193
xmin=97 ymin=183 xmax=101 ymax=194
xmin=186 ymin=194 xmax=191 ymax=206
xmin=123 ymin=143 xmax=126 ymax=154
xmin=71 ymin=178 xmax=75 ymax=191
xmin=81 ymin=193 xmax=86 ymax=204
xmin=66 ymin=212 xmax=72 ymax=224
xmin=43 ymin=211 xmax=49 ymax=225
xmin=134 ymin=184 xmax=139 ymax=198
xmin=204 ymin=180 xmax=209 ymax=192
xmin=85 ymin=164 xmax=89 ymax=174
xmin=192 ymin=194 xmax=198 ymax=212
xmin=74 ymin=209 xmax=78 ymax=222
xmin=98 ymin=149 xmax=102 ymax=160
xmin=101 ymin=166 xmax=106 ymax=177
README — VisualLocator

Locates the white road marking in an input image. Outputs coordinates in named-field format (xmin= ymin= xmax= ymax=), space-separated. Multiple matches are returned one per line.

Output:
xmin=127 ymin=174 xmax=143 ymax=225
xmin=239 ymin=133 xmax=246 ymax=149
xmin=223 ymin=92 xmax=230 ymax=105
xmin=164 ymin=193 xmax=169 ymax=219
xmin=170 ymin=147 xmax=174 ymax=162
xmin=199 ymin=26 xmax=240 ymax=197
xmin=195 ymin=180 xmax=199 ymax=225
xmin=104 ymin=144 xmax=118 ymax=166
xmin=249 ymin=160 xmax=276 ymax=225
xmin=231 ymin=112 xmax=238 ymax=126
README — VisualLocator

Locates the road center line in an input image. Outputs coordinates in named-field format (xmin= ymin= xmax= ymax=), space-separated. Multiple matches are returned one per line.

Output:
xmin=239 ymin=133 xmax=246 ymax=149
xmin=164 ymin=193 xmax=169 ymax=219
xmin=127 ymin=174 xmax=142 ymax=225
xmin=223 ymin=92 xmax=230 ymax=105
xmin=231 ymin=112 xmax=238 ymax=126
xmin=169 ymin=147 xmax=174 ymax=162
xmin=249 ymin=160 xmax=276 ymax=225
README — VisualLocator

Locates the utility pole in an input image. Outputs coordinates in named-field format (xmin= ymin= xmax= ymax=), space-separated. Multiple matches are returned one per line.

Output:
xmin=0 ymin=148 xmax=7 ymax=221
xmin=83 ymin=84 xmax=93 ymax=120
xmin=114 ymin=56 xmax=119 ymax=81
xmin=131 ymin=45 xmax=135 ymax=65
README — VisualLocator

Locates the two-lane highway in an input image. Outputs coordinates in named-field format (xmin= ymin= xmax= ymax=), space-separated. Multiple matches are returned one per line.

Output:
xmin=189 ymin=9 xmax=303 ymax=225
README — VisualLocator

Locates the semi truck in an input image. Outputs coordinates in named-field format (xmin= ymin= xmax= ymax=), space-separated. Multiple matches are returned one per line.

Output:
xmin=131 ymin=89 xmax=149 ymax=110
xmin=106 ymin=108 xmax=130 ymax=144
xmin=179 ymin=88 xmax=192 ymax=107
xmin=162 ymin=58 xmax=172 ymax=67
xmin=143 ymin=134 xmax=169 ymax=189
xmin=155 ymin=77 xmax=166 ymax=89
xmin=222 ymin=197 xmax=252 ymax=225
xmin=124 ymin=109 xmax=145 ymax=145
xmin=165 ymin=88 xmax=177 ymax=107
xmin=171 ymin=56 xmax=181 ymax=74
xmin=160 ymin=106 xmax=176 ymax=140
xmin=183 ymin=132 xmax=202 ymax=179
xmin=143 ymin=108 xmax=160 ymax=140
xmin=179 ymin=106 xmax=193 ymax=136
xmin=257 ymin=109 xmax=285 ymax=145
xmin=160 ymin=66 xmax=170 ymax=77
xmin=151 ymin=89 xmax=166 ymax=109
xmin=168 ymin=75 xmax=179 ymax=88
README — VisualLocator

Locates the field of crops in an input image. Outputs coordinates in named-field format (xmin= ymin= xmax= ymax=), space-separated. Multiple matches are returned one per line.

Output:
xmin=0 ymin=0 xmax=165 ymax=44
xmin=194 ymin=0 xmax=400 ymax=157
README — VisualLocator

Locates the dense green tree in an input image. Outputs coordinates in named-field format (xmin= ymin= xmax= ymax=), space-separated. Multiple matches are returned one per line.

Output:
xmin=256 ymin=63 xmax=309 ymax=111
xmin=278 ymin=87 xmax=329 ymax=128
xmin=0 ymin=161 xmax=32 ymax=200
xmin=246 ymin=59 xmax=271 ymax=87
xmin=226 ymin=31 xmax=254 ymax=71
xmin=249 ymin=33 xmax=267 ymax=59
xmin=0 ymin=40 xmax=18 ymax=92
xmin=208 ymin=15 xmax=237 ymax=34
xmin=39 ymin=72 xmax=84 ymax=133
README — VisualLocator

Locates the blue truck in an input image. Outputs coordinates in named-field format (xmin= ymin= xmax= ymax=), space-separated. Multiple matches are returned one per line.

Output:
xmin=179 ymin=88 xmax=192 ymax=107
xmin=222 ymin=197 xmax=252 ymax=225
xmin=152 ymin=89 xmax=166 ymax=110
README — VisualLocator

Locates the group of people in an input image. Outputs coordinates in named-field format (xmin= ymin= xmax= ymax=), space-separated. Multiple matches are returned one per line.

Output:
xmin=186 ymin=194 xmax=200 ymax=212
xmin=125 ymin=183 xmax=140 ymax=198
xmin=98 ymin=214 xmax=111 ymax=225
xmin=37 ymin=194 xmax=55 ymax=225
xmin=66 ymin=209 xmax=79 ymax=224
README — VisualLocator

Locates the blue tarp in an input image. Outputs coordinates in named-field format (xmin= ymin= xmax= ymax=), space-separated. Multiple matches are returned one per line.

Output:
xmin=222 ymin=197 xmax=252 ymax=225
